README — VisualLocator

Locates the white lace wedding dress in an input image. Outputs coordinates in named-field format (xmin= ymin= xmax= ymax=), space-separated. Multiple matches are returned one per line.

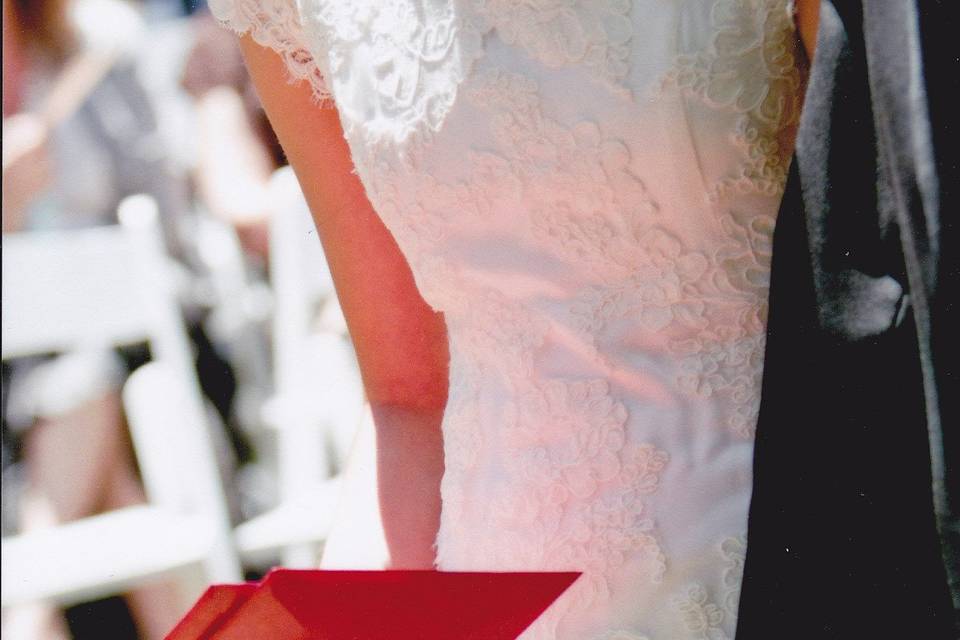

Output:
xmin=211 ymin=1 xmax=805 ymax=637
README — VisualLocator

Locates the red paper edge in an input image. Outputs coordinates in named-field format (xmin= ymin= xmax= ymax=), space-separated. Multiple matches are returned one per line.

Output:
xmin=168 ymin=570 xmax=582 ymax=640
xmin=165 ymin=583 xmax=257 ymax=640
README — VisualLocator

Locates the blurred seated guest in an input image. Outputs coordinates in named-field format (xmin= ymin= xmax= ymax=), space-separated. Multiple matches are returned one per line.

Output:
xmin=180 ymin=10 xmax=286 ymax=263
xmin=1 ymin=0 xmax=189 ymax=637
xmin=2 ymin=0 xmax=187 ymax=246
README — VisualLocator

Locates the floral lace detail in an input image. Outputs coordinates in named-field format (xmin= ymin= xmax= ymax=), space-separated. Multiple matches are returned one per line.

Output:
xmin=500 ymin=423 xmax=668 ymax=637
xmin=218 ymin=0 xmax=640 ymax=146
xmin=674 ymin=584 xmax=730 ymax=640
xmin=671 ymin=534 xmax=747 ymax=640
xmin=462 ymin=64 xmax=776 ymax=444
xmin=302 ymin=1 xmax=487 ymax=146
xmin=663 ymin=0 xmax=804 ymax=201
xmin=365 ymin=66 xmax=661 ymax=303
xmin=435 ymin=289 xmax=671 ymax=596
xmin=568 ymin=209 xmax=770 ymax=438
xmin=571 ymin=228 xmax=712 ymax=335
xmin=567 ymin=178 xmax=776 ymax=439
xmin=720 ymin=534 xmax=747 ymax=615
xmin=411 ymin=70 xmax=672 ymax=609
xmin=208 ymin=0 xmax=330 ymax=102
xmin=471 ymin=0 xmax=634 ymax=95
xmin=466 ymin=69 xmax=659 ymax=279
xmin=459 ymin=71 xmax=774 ymax=439
xmin=448 ymin=288 xmax=549 ymax=378
xmin=506 ymin=379 xmax=669 ymax=583
xmin=674 ymin=332 xmax=766 ymax=437
xmin=436 ymin=288 xmax=555 ymax=571
xmin=714 ymin=205 xmax=776 ymax=302
xmin=670 ymin=201 xmax=776 ymax=437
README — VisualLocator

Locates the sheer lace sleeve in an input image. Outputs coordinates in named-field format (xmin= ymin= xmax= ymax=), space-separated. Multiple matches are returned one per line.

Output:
xmin=207 ymin=0 xmax=330 ymax=103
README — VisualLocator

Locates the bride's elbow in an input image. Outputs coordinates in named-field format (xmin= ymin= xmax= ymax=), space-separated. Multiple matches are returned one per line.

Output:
xmin=364 ymin=360 xmax=449 ymax=418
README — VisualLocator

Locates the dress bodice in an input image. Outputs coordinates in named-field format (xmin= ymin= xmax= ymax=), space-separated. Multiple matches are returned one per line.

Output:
xmin=211 ymin=1 xmax=805 ymax=637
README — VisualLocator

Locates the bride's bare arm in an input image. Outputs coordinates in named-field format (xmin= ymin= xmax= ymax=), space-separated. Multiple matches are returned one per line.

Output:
xmin=239 ymin=36 xmax=448 ymax=569
xmin=794 ymin=0 xmax=820 ymax=60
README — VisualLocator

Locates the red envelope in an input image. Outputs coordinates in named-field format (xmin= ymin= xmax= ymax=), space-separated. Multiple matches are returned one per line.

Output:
xmin=167 ymin=569 xmax=580 ymax=640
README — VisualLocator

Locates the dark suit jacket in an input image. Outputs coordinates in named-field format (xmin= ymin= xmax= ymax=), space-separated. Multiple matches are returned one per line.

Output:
xmin=736 ymin=2 xmax=958 ymax=637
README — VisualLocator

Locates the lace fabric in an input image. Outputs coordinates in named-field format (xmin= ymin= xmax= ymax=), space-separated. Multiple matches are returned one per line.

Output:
xmin=208 ymin=0 xmax=331 ymax=102
xmin=211 ymin=1 xmax=805 ymax=637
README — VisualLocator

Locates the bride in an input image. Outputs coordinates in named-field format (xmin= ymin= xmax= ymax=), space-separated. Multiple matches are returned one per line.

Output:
xmin=213 ymin=1 xmax=817 ymax=637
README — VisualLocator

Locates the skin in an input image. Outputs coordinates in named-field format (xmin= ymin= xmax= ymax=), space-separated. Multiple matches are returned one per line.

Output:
xmin=1 ymin=113 xmax=52 ymax=232
xmin=238 ymin=2 xmax=820 ymax=569
xmin=240 ymin=36 xmax=449 ymax=569
xmin=795 ymin=0 xmax=821 ymax=61
xmin=194 ymin=85 xmax=274 ymax=259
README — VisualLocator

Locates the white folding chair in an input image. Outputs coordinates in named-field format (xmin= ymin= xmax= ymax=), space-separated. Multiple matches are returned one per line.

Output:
xmin=0 ymin=195 xmax=242 ymax=609
xmin=191 ymin=213 xmax=274 ymax=434
xmin=233 ymin=167 xmax=366 ymax=568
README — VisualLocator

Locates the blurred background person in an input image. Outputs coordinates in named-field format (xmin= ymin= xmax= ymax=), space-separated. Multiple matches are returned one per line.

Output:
xmin=180 ymin=9 xmax=287 ymax=264
xmin=2 ymin=0 xmax=194 ymax=636
xmin=2 ymin=1 xmax=370 ymax=637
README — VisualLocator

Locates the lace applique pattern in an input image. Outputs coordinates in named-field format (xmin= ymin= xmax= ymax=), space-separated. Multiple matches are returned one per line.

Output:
xmin=465 ymin=69 xmax=660 ymax=279
xmin=457 ymin=68 xmax=773 ymax=442
xmin=364 ymin=66 xmax=660 ymax=303
xmin=720 ymin=534 xmax=747 ymax=615
xmin=671 ymin=201 xmax=776 ymax=438
xmin=571 ymin=228 xmax=712 ymax=335
xmin=434 ymin=288 xmax=671 ymax=604
xmin=457 ymin=69 xmax=775 ymax=440
xmin=674 ymin=332 xmax=766 ymax=438
xmin=567 ymin=205 xmax=771 ymax=439
xmin=220 ymin=0 xmax=640 ymax=147
xmin=671 ymin=534 xmax=747 ymax=640
xmin=501 ymin=379 xmax=669 ymax=589
xmin=663 ymin=0 xmax=804 ymax=201
xmin=208 ymin=0 xmax=331 ymax=102
xmin=674 ymin=584 xmax=730 ymax=640
xmin=302 ymin=1 xmax=487 ymax=146
xmin=471 ymin=0 xmax=635 ymax=95
xmin=506 ymin=431 xmax=667 ymax=637
xmin=563 ymin=155 xmax=777 ymax=438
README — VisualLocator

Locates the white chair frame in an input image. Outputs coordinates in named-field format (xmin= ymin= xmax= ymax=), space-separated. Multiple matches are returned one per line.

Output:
xmin=1 ymin=195 xmax=242 ymax=609
xmin=233 ymin=167 xmax=365 ymax=568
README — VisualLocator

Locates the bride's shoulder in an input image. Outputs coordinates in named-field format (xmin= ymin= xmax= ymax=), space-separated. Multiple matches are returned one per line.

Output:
xmin=209 ymin=0 xmax=806 ymax=151
xmin=208 ymin=0 xmax=330 ymax=103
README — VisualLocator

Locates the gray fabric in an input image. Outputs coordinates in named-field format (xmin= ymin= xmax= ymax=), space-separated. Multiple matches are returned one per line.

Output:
xmin=797 ymin=4 xmax=906 ymax=342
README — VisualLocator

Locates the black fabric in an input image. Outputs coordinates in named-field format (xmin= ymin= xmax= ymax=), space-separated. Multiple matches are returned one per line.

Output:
xmin=736 ymin=2 xmax=958 ymax=637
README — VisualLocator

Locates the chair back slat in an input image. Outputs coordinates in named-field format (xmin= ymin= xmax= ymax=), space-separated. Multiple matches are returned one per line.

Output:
xmin=2 ymin=226 xmax=154 ymax=358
